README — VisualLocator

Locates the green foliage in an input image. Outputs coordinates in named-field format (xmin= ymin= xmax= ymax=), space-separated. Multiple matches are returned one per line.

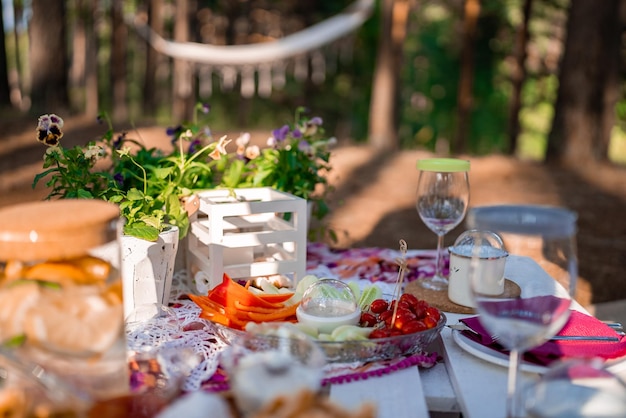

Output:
xmin=32 ymin=108 xmax=222 ymax=241
xmin=32 ymin=104 xmax=336 ymax=241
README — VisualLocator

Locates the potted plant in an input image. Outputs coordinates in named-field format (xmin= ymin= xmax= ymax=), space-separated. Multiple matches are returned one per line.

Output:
xmin=33 ymin=105 xmax=335 ymax=241
xmin=215 ymin=106 xmax=336 ymax=241
xmin=33 ymin=106 xmax=229 ymax=242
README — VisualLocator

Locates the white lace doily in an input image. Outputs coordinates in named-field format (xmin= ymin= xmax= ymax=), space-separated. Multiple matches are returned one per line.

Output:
xmin=126 ymin=270 xmax=229 ymax=391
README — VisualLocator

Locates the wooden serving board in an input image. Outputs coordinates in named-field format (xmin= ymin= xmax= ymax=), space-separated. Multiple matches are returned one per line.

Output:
xmin=405 ymin=279 xmax=521 ymax=314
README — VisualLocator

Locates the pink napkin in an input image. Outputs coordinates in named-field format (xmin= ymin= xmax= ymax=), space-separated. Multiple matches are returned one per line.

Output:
xmin=460 ymin=300 xmax=626 ymax=367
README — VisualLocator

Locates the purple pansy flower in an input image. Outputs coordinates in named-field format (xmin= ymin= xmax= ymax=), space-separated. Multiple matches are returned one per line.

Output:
xmin=113 ymin=172 xmax=124 ymax=187
xmin=298 ymin=140 xmax=311 ymax=153
xmin=188 ymin=139 xmax=202 ymax=155
xmin=272 ymin=125 xmax=290 ymax=142
xmin=112 ymin=132 xmax=126 ymax=149
xmin=292 ymin=128 xmax=302 ymax=138
xmin=309 ymin=116 xmax=323 ymax=126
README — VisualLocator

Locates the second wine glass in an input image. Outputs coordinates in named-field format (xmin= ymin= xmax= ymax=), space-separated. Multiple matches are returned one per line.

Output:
xmin=468 ymin=206 xmax=578 ymax=418
xmin=416 ymin=158 xmax=470 ymax=290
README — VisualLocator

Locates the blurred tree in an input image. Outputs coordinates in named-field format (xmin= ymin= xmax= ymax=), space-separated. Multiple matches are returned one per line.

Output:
xmin=84 ymin=0 xmax=99 ymax=118
xmin=0 ymin=4 xmax=11 ymax=108
xmin=143 ymin=0 xmax=164 ymax=114
xmin=69 ymin=0 xmax=98 ymax=117
xmin=454 ymin=0 xmax=481 ymax=154
xmin=29 ymin=0 xmax=69 ymax=113
xmin=369 ymin=0 xmax=412 ymax=150
xmin=111 ymin=0 xmax=128 ymax=121
xmin=507 ymin=0 xmax=533 ymax=155
xmin=547 ymin=0 xmax=622 ymax=164
xmin=11 ymin=0 xmax=24 ymax=107
xmin=172 ymin=0 xmax=195 ymax=121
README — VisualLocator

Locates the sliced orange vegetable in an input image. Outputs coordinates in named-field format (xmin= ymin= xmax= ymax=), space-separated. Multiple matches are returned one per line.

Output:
xmin=208 ymin=274 xmax=284 ymax=309
xmin=246 ymin=303 xmax=299 ymax=322
xmin=257 ymin=292 xmax=295 ymax=304
xmin=234 ymin=300 xmax=284 ymax=314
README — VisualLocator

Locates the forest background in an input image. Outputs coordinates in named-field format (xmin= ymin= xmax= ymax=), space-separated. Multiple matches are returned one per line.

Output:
xmin=0 ymin=0 xmax=625 ymax=308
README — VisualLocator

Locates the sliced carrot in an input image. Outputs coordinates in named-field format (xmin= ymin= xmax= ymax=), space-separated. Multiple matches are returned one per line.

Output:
xmin=208 ymin=274 xmax=284 ymax=309
xmin=257 ymin=293 xmax=295 ymax=304
xmin=246 ymin=303 xmax=299 ymax=322
xmin=234 ymin=300 xmax=284 ymax=314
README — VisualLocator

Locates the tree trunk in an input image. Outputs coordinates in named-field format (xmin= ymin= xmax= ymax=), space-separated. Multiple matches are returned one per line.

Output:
xmin=110 ymin=0 xmax=128 ymax=122
xmin=546 ymin=0 xmax=621 ymax=164
xmin=368 ymin=0 xmax=411 ymax=151
xmin=172 ymin=0 xmax=195 ymax=122
xmin=11 ymin=0 xmax=24 ymax=108
xmin=507 ymin=0 xmax=533 ymax=155
xmin=0 ymin=4 xmax=11 ymax=109
xmin=143 ymin=0 xmax=164 ymax=115
xmin=453 ymin=0 xmax=481 ymax=154
xmin=84 ymin=0 xmax=99 ymax=119
xmin=29 ymin=0 xmax=70 ymax=113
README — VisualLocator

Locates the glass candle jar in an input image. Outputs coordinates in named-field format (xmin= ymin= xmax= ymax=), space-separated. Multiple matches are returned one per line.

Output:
xmin=0 ymin=199 xmax=129 ymax=414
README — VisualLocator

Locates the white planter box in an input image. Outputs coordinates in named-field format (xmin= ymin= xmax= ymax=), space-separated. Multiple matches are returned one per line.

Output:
xmin=187 ymin=188 xmax=307 ymax=294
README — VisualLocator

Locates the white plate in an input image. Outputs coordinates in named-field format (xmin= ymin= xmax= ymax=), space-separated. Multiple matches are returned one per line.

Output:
xmin=451 ymin=329 xmax=547 ymax=374
xmin=452 ymin=330 xmax=626 ymax=375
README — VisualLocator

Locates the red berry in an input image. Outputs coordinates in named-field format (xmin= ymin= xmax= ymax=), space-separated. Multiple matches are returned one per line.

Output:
xmin=426 ymin=306 xmax=441 ymax=322
xmin=402 ymin=320 xmax=428 ymax=334
xmin=360 ymin=312 xmax=377 ymax=327
xmin=399 ymin=293 xmax=419 ymax=310
xmin=423 ymin=316 xmax=438 ymax=329
xmin=369 ymin=328 xmax=391 ymax=339
xmin=379 ymin=310 xmax=393 ymax=326
xmin=370 ymin=299 xmax=389 ymax=314
xmin=393 ymin=308 xmax=417 ymax=331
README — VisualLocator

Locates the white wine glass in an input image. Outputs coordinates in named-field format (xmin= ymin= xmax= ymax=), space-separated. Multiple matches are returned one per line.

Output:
xmin=416 ymin=158 xmax=470 ymax=290
xmin=468 ymin=206 xmax=578 ymax=418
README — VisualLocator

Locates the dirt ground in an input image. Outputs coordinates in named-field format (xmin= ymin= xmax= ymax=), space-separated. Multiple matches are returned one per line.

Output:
xmin=2 ymin=114 xmax=625 ymax=307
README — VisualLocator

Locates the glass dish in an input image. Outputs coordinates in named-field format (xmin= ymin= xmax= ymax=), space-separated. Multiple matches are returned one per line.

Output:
xmin=209 ymin=312 xmax=446 ymax=364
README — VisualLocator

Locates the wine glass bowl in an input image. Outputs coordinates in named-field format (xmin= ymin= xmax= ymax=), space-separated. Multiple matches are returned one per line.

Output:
xmin=416 ymin=158 xmax=470 ymax=290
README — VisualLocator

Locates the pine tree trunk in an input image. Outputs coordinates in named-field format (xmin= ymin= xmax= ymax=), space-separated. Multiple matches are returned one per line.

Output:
xmin=0 ymin=4 xmax=11 ymax=109
xmin=172 ymin=0 xmax=195 ymax=122
xmin=546 ymin=0 xmax=621 ymax=164
xmin=453 ymin=0 xmax=481 ymax=154
xmin=85 ymin=0 xmax=99 ymax=119
xmin=29 ymin=0 xmax=70 ymax=113
xmin=110 ymin=0 xmax=128 ymax=122
xmin=507 ymin=0 xmax=533 ymax=155
xmin=368 ymin=0 xmax=410 ymax=151
xmin=143 ymin=0 xmax=164 ymax=115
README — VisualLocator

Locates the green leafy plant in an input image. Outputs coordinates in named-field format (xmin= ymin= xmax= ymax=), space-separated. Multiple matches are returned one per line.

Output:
xmin=33 ymin=105 xmax=335 ymax=242
xmin=33 ymin=107 xmax=225 ymax=241
xmin=217 ymin=106 xmax=336 ymax=239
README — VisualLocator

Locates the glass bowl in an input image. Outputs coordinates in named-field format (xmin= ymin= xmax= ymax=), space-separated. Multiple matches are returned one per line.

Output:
xmin=209 ymin=311 xmax=446 ymax=363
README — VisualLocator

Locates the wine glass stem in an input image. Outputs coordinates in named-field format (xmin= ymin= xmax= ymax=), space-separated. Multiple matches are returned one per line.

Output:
xmin=435 ymin=233 xmax=445 ymax=279
xmin=506 ymin=348 xmax=523 ymax=418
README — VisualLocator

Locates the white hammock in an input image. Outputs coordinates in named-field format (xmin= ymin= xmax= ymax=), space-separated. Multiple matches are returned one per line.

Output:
xmin=128 ymin=0 xmax=374 ymax=66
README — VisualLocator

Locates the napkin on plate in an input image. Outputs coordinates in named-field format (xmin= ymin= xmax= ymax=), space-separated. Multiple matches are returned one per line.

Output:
xmin=459 ymin=298 xmax=626 ymax=367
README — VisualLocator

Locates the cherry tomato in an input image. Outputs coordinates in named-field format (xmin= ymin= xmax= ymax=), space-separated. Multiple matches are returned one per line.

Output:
xmin=402 ymin=320 xmax=427 ymax=334
xmin=370 ymin=299 xmax=389 ymax=314
xmin=426 ymin=306 xmax=441 ymax=322
xmin=393 ymin=308 xmax=417 ymax=331
xmin=379 ymin=310 xmax=394 ymax=326
xmin=423 ymin=316 xmax=438 ymax=329
xmin=389 ymin=328 xmax=403 ymax=336
xmin=369 ymin=328 xmax=391 ymax=339
xmin=399 ymin=293 xmax=419 ymax=311
xmin=396 ymin=300 xmax=412 ymax=312
xmin=360 ymin=312 xmax=377 ymax=327
xmin=414 ymin=300 xmax=429 ymax=319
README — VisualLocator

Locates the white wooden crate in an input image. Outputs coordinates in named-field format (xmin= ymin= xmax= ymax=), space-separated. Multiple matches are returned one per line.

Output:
xmin=186 ymin=187 xmax=307 ymax=294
